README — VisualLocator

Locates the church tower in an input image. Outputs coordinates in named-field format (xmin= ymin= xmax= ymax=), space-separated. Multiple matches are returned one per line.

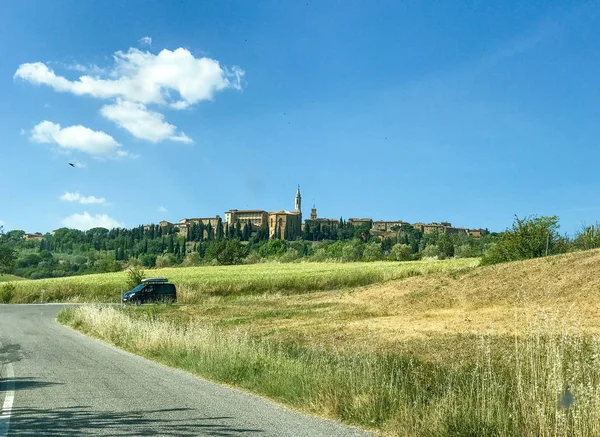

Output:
xmin=295 ymin=185 xmax=302 ymax=213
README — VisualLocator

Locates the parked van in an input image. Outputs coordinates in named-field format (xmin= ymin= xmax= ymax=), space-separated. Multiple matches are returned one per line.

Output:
xmin=122 ymin=277 xmax=176 ymax=305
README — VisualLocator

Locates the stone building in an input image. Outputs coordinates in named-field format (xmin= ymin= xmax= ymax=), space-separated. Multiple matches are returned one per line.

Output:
xmin=176 ymin=216 xmax=221 ymax=237
xmin=23 ymin=233 xmax=43 ymax=241
xmin=224 ymin=210 xmax=269 ymax=228
xmin=348 ymin=218 xmax=373 ymax=227
xmin=372 ymin=220 xmax=410 ymax=232
xmin=268 ymin=186 xmax=303 ymax=240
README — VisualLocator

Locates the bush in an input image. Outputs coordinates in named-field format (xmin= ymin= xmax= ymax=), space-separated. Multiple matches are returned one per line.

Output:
xmin=243 ymin=252 xmax=262 ymax=265
xmin=155 ymin=254 xmax=174 ymax=268
xmin=455 ymin=244 xmax=481 ymax=258
xmin=481 ymin=215 xmax=563 ymax=265
xmin=126 ymin=266 xmax=145 ymax=290
xmin=390 ymin=243 xmax=412 ymax=261
xmin=258 ymin=240 xmax=287 ymax=258
xmin=421 ymin=244 xmax=440 ymax=259
xmin=280 ymin=248 xmax=300 ymax=263
xmin=0 ymin=282 xmax=16 ymax=303
xmin=309 ymin=248 xmax=328 ymax=262
xmin=181 ymin=252 xmax=201 ymax=267
xmin=97 ymin=258 xmax=122 ymax=273
xmin=362 ymin=242 xmax=382 ymax=261
xmin=140 ymin=254 xmax=157 ymax=268
xmin=341 ymin=243 xmax=359 ymax=262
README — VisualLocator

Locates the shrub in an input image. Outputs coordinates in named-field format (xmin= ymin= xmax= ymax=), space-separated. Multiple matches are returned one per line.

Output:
xmin=390 ymin=243 xmax=412 ymax=261
xmin=280 ymin=248 xmax=300 ymax=263
xmin=455 ymin=244 xmax=481 ymax=258
xmin=140 ymin=254 xmax=157 ymax=268
xmin=481 ymin=215 xmax=563 ymax=265
xmin=362 ymin=242 xmax=382 ymax=261
xmin=0 ymin=282 xmax=16 ymax=303
xmin=341 ymin=243 xmax=359 ymax=262
xmin=310 ymin=248 xmax=328 ymax=262
xmin=126 ymin=266 xmax=145 ymax=290
xmin=155 ymin=255 xmax=174 ymax=268
xmin=181 ymin=252 xmax=201 ymax=267
xmin=421 ymin=244 xmax=440 ymax=259
xmin=243 ymin=252 xmax=262 ymax=265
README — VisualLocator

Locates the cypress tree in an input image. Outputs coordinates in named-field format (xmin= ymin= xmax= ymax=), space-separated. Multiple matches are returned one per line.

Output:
xmin=216 ymin=218 xmax=224 ymax=241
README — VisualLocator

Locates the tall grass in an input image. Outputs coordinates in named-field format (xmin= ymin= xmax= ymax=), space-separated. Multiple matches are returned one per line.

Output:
xmin=59 ymin=305 xmax=600 ymax=436
xmin=4 ymin=259 xmax=477 ymax=303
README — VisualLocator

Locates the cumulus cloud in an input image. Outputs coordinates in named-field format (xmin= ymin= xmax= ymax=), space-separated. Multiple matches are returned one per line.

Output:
xmin=62 ymin=211 xmax=123 ymax=230
xmin=60 ymin=192 xmax=106 ymax=205
xmin=139 ymin=36 xmax=152 ymax=46
xmin=30 ymin=121 xmax=127 ymax=157
xmin=158 ymin=206 xmax=167 ymax=213
xmin=100 ymin=99 xmax=191 ymax=143
xmin=15 ymin=47 xmax=244 ymax=108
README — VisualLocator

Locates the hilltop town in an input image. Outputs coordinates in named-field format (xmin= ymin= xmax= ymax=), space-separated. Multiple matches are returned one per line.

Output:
xmin=152 ymin=186 xmax=487 ymax=241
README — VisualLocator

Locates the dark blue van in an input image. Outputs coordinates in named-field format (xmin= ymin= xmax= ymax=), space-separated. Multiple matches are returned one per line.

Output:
xmin=122 ymin=278 xmax=176 ymax=305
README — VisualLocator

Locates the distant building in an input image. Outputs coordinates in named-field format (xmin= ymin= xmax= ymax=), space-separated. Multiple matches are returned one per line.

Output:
xmin=23 ymin=233 xmax=43 ymax=241
xmin=176 ymin=216 xmax=222 ymax=237
xmin=348 ymin=218 xmax=373 ymax=227
xmin=269 ymin=210 xmax=302 ymax=240
xmin=423 ymin=222 xmax=447 ymax=234
xmin=268 ymin=186 xmax=303 ymax=240
xmin=468 ymin=229 xmax=486 ymax=239
xmin=159 ymin=221 xmax=172 ymax=227
xmin=372 ymin=220 xmax=410 ymax=232
xmin=224 ymin=210 xmax=269 ymax=228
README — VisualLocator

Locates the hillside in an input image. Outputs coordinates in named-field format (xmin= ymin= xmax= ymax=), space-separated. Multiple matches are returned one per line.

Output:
xmin=146 ymin=249 xmax=600 ymax=362
xmin=59 ymin=249 xmax=600 ymax=436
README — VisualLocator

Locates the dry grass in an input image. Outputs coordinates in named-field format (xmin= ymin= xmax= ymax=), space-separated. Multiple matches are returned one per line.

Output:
xmin=127 ymin=249 xmax=600 ymax=360
xmin=58 ymin=250 xmax=600 ymax=435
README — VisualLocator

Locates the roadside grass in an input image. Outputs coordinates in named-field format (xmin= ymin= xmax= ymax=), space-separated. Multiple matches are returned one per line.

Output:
xmin=59 ymin=305 xmax=600 ymax=436
xmin=2 ymin=258 xmax=477 ymax=303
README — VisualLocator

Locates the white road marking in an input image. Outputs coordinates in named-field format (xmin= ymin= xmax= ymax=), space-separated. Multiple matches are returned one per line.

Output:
xmin=0 ymin=340 xmax=15 ymax=437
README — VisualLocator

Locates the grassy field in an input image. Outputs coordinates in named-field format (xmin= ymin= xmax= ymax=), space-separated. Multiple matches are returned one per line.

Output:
xmin=1 ymin=258 xmax=477 ymax=303
xmin=0 ymin=274 xmax=24 ymax=282
xmin=58 ymin=249 xmax=600 ymax=436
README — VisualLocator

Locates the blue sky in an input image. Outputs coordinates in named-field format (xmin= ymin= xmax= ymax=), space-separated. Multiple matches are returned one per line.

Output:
xmin=1 ymin=1 xmax=599 ymax=234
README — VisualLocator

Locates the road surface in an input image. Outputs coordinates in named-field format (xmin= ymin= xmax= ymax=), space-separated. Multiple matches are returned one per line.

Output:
xmin=0 ymin=304 xmax=371 ymax=436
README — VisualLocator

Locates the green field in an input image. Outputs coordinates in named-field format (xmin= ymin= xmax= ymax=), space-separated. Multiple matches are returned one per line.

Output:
xmin=0 ymin=274 xmax=24 ymax=282
xmin=2 ymin=258 xmax=477 ymax=303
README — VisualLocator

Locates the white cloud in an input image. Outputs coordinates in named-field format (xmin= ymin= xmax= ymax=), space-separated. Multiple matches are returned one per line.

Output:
xmin=15 ymin=47 xmax=244 ymax=108
xmin=139 ymin=36 xmax=152 ymax=46
xmin=0 ymin=220 xmax=5 ymax=227
xmin=62 ymin=211 xmax=123 ymax=230
xmin=30 ymin=120 xmax=127 ymax=157
xmin=158 ymin=206 xmax=167 ymax=213
xmin=100 ymin=99 xmax=192 ymax=143
xmin=60 ymin=192 xmax=106 ymax=205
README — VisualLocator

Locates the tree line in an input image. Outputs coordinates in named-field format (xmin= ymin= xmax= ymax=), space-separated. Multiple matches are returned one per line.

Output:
xmin=1 ymin=214 xmax=595 ymax=280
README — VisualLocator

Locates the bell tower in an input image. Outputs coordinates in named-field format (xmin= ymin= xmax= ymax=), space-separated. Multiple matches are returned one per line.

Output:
xmin=295 ymin=185 xmax=302 ymax=213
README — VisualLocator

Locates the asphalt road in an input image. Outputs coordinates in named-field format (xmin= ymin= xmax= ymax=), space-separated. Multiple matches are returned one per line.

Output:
xmin=0 ymin=304 xmax=371 ymax=436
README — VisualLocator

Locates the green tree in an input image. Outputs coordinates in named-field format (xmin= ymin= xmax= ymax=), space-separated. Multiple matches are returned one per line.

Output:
xmin=481 ymin=215 xmax=563 ymax=265
xmin=258 ymin=239 xmax=286 ymax=258
xmin=362 ymin=242 xmax=382 ymax=261
xmin=216 ymin=218 xmax=224 ymax=241
xmin=390 ymin=243 xmax=412 ymax=261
